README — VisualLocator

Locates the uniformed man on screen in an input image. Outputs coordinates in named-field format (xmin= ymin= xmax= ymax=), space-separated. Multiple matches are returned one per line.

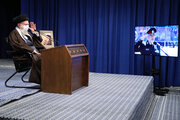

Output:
xmin=134 ymin=28 xmax=160 ymax=56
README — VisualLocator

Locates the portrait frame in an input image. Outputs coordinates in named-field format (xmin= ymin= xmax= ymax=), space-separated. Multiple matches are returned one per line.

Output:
xmin=39 ymin=30 xmax=54 ymax=49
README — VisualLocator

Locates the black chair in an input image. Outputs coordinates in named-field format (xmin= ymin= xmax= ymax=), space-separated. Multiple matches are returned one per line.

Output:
xmin=4 ymin=37 xmax=39 ymax=89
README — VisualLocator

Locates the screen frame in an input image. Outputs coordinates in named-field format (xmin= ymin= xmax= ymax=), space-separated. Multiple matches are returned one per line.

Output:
xmin=134 ymin=25 xmax=179 ymax=57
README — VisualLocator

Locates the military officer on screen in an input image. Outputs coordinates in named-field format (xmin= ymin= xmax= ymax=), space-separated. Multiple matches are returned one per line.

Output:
xmin=134 ymin=28 xmax=160 ymax=56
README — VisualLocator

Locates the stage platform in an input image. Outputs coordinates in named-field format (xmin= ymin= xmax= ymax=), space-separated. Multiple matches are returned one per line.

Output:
xmin=0 ymin=59 xmax=154 ymax=120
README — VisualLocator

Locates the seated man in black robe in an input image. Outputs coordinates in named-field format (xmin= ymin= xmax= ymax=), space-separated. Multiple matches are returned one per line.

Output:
xmin=8 ymin=14 xmax=45 ymax=84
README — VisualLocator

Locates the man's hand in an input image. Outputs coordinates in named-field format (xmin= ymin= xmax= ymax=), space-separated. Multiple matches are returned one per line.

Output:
xmin=29 ymin=22 xmax=36 ymax=32
xmin=33 ymin=50 xmax=40 ymax=55
xmin=29 ymin=22 xmax=39 ymax=36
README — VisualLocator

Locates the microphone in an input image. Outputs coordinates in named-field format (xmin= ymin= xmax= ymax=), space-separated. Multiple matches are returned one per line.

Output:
xmin=154 ymin=42 xmax=168 ymax=56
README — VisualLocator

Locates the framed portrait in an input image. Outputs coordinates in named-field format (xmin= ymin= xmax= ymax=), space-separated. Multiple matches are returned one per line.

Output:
xmin=39 ymin=30 xmax=54 ymax=49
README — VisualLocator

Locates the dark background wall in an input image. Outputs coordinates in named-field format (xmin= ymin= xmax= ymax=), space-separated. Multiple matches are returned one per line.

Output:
xmin=0 ymin=0 xmax=20 ymax=58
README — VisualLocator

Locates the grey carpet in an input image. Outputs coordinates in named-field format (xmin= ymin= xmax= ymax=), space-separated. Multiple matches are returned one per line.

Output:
xmin=145 ymin=89 xmax=180 ymax=120
xmin=0 ymin=72 xmax=154 ymax=120
xmin=0 ymin=59 xmax=40 ymax=107
xmin=2 ymin=59 xmax=180 ymax=120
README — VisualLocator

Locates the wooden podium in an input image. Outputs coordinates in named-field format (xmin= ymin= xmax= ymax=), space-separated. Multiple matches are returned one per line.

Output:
xmin=41 ymin=44 xmax=89 ymax=94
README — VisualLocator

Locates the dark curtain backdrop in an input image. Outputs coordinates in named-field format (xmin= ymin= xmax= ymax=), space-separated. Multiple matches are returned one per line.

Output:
xmin=21 ymin=0 xmax=180 ymax=86
xmin=0 ymin=0 xmax=20 ymax=58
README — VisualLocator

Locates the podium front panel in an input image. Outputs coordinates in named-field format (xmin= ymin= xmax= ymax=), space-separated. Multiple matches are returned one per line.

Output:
xmin=41 ymin=44 xmax=89 ymax=94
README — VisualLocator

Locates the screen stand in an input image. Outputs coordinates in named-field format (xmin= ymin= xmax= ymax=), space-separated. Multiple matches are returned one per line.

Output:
xmin=152 ymin=55 xmax=168 ymax=96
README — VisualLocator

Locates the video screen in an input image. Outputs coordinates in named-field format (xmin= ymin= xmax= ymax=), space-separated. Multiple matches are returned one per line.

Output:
xmin=134 ymin=25 xmax=179 ymax=57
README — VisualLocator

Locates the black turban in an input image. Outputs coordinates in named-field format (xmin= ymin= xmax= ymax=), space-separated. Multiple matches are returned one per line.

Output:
xmin=13 ymin=14 xmax=29 ymax=24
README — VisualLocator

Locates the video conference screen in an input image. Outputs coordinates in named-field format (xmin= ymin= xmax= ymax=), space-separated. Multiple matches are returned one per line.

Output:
xmin=134 ymin=25 xmax=179 ymax=57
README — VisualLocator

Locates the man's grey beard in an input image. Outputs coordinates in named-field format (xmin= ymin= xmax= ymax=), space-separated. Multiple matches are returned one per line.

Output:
xmin=20 ymin=28 xmax=29 ymax=36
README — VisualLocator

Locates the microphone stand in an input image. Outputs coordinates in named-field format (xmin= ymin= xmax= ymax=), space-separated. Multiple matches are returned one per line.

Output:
xmin=156 ymin=42 xmax=168 ymax=56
